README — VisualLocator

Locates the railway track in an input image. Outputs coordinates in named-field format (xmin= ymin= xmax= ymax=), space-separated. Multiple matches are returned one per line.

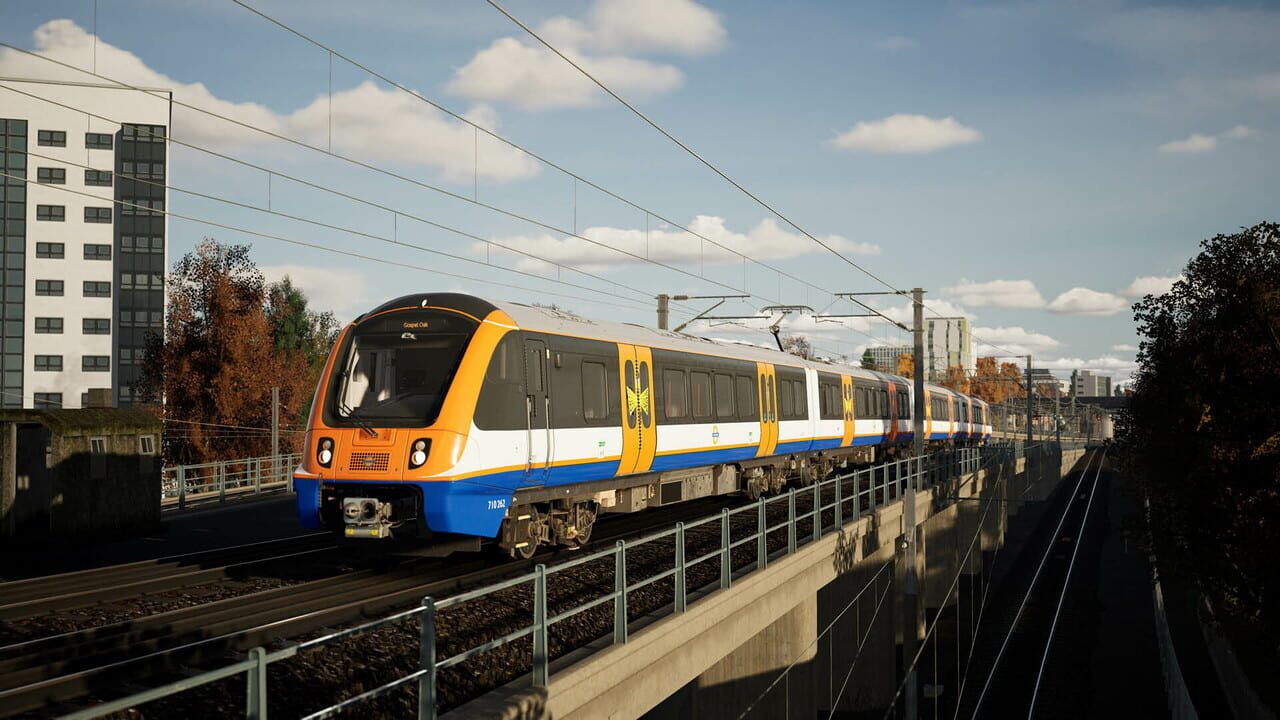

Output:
xmin=0 ymin=497 xmax=746 ymax=718
xmin=0 ymin=534 xmax=337 ymax=622
xmin=960 ymin=447 xmax=1108 ymax=718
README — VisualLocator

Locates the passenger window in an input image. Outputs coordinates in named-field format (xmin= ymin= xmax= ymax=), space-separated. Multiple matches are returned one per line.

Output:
xmin=664 ymin=369 xmax=688 ymax=419
xmin=880 ymin=390 xmax=889 ymax=419
xmin=690 ymin=371 xmax=712 ymax=419
xmin=736 ymin=376 xmax=755 ymax=419
xmin=768 ymin=377 xmax=776 ymax=422
xmin=714 ymin=374 xmax=735 ymax=418
xmin=794 ymin=381 xmax=807 ymax=417
xmin=582 ymin=361 xmax=608 ymax=421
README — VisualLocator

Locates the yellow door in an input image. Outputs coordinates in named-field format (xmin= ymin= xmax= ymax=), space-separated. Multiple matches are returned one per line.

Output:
xmin=756 ymin=363 xmax=779 ymax=457
xmin=617 ymin=344 xmax=656 ymax=475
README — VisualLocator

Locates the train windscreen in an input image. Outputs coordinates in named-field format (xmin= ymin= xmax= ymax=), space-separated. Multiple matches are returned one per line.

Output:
xmin=330 ymin=310 xmax=478 ymax=427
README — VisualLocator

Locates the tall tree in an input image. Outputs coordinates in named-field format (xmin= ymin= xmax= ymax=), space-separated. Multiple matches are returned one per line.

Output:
xmin=861 ymin=349 xmax=877 ymax=370
xmin=1119 ymin=222 xmax=1280 ymax=643
xmin=942 ymin=365 xmax=970 ymax=394
xmin=895 ymin=353 xmax=913 ymax=378
xmin=136 ymin=239 xmax=318 ymax=465
xmin=266 ymin=276 xmax=340 ymax=426
xmin=781 ymin=334 xmax=813 ymax=359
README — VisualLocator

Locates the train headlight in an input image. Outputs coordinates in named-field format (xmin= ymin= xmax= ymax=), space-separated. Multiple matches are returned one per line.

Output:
xmin=408 ymin=438 xmax=430 ymax=469
xmin=317 ymin=437 xmax=334 ymax=468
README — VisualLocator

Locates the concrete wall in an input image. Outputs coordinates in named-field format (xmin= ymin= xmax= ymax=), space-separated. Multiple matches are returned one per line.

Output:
xmin=447 ymin=446 xmax=1087 ymax=720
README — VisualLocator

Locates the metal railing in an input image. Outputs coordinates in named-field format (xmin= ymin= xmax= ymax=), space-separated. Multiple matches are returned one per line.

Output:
xmin=59 ymin=443 xmax=1059 ymax=720
xmin=160 ymin=453 xmax=300 ymax=511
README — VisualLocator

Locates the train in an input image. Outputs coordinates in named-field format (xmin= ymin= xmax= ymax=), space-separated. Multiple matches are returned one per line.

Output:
xmin=293 ymin=293 xmax=992 ymax=557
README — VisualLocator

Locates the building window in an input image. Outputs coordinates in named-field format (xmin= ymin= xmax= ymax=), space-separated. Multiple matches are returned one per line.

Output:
xmin=83 ymin=281 xmax=111 ymax=298
xmin=36 ymin=204 xmax=65 ymax=221
xmin=36 ymin=167 xmax=66 ymax=184
xmin=34 ymin=392 xmax=62 ymax=408
xmin=83 ymin=318 xmax=110 ymax=335
xmin=35 ymin=242 xmax=64 ymax=259
xmin=90 ymin=436 xmax=107 ymax=479
xmin=121 ymin=161 xmax=164 ymax=180
xmin=84 ymin=169 xmax=112 ymax=187
xmin=84 ymin=207 xmax=112 ymax=224
xmin=120 ymin=273 xmax=162 ymax=290
xmin=34 ymin=317 xmax=63 ymax=334
xmin=35 ymin=279 xmax=64 ymax=296
xmin=122 ymin=235 xmax=164 ymax=253
xmin=84 ymin=244 xmax=112 ymax=261
xmin=85 ymin=132 xmax=114 ymax=150
xmin=34 ymin=354 xmax=62 ymax=371
xmin=82 ymin=355 xmax=110 ymax=372
xmin=123 ymin=124 xmax=165 ymax=142
xmin=121 ymin=197 xmax=164 ymax=216
xmin=139 ymin=434 xmax=156 ymax=455
xmin=37 ymin=130 xmax=66 ymax=147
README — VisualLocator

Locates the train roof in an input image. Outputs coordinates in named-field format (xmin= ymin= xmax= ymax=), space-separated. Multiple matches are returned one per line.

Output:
xmin=360 ymin=293 xmax=984 ymax=405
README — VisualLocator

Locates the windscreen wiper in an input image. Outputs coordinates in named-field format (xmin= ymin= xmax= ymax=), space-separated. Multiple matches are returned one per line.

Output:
xmin=340 ymin=401 xmax=378 ymax=437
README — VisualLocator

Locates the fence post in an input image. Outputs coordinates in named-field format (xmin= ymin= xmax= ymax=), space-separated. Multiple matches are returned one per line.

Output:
xmin=245 ymin=646 xmax=267 ymax=720
xmin=883 ymin=462 xmax=891 ymax=506
xmin=218 ymin=462 xmax=226 ymax=504
xmin=720 ymin=509 xmax=731 ymax=590
xmin=812 ymin=482 xmax=821 ymax=541
xmin=834 ymin=471 xmax=842 ymax=528
xmin=177 ymin=465 xmax=186 ymax=510
xmin=787 ymin=489 xmax=796 ymax=554
xmin=254 ymin=457 xmax=261 ymax=495
xmin=614 ymin=541 xmax=628 ymax=644
xmin=675 ymin=523 xmax=687 ymax=612
xmin=533 ymin=564 xmax=548 ymax=687
xmin=757 ymin=497 xmax=767 ymax=570
xmin=419 ymin=597 xmax=436 ymax=720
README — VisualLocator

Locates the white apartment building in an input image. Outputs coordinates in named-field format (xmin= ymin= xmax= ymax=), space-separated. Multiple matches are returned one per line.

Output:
xmin=0 ymin=77 xmax=170 ymax=408
xmin=865 ymin=345 xmax=911 ymax=374
xmin=925 ymin=316 xmax=973 ymax=381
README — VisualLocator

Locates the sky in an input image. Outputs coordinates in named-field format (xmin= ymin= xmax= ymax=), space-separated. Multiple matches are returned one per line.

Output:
xmin=2 ymin=0 xmax=1277 ymax=383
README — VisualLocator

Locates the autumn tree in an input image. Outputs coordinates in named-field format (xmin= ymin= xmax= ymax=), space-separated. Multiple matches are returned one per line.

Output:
xmin=941 ymin=365 xmax=970 ymax=394
xmin=137 ymin=239 xmax=327 ymax=465
xmin=1119 ymin=221 xmax=1280 ymax=646
xmin=895 ymin=353 xmax=913 ymax=378
xmin=781 ymin=334 xmax=813 ymax=360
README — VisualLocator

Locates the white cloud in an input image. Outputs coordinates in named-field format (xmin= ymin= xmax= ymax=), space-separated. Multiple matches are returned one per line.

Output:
xmin=262 ymin=264 xmax=370 ymax=322
xmin=1222 ymin=124 xmax=1255 ymax=139
xmin=1158 ymin=133 xmax=1217 ymax=154
xmin=0 ymin=20 xmax=538 ymax=182
xmin=479 ymin=215 xmax=880 ymax=273
xmin=874 ymin=36 xmax=919 ymax=51
xmin=448 ymin=0 xmax=723 ymax=110
xmin=940 ymin=279 xmax=1045 ymax=308
xmin=876 ymin=299 xmax=975 ymax=327
xmin=971 ymin=326 xmax=1061 ymax=356
xmin=1047 ymin=287 xmax=1130 ymax=315
xmin=1121 ymin=275 xmax=1180 ymax=297
xmin=1037 ymin=356 xmax=1138 ymax=378
xmin=831 ymin=114 xmax=982 ymax=154
xmin=1112 ymin=343 xmax=1138 ymax=352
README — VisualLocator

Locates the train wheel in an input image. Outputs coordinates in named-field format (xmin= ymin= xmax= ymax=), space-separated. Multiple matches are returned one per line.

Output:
xmin=571 ymin=502 xmax=597 ymax=546
xmin=503 ymin=506 xmax=544 ymax=560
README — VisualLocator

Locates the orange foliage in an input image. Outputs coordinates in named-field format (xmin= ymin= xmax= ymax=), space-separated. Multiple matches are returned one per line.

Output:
xmin=895 ymin=353 xmax=913 ymax=378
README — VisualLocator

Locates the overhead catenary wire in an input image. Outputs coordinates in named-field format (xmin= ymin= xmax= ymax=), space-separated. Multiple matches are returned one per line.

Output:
xmin=0 ymin=44 xmax=787 ymax=312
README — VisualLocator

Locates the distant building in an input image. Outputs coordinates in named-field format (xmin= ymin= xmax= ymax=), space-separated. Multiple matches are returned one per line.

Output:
xmin=865 ymin=345 xmax=911 ymax=374
xmin=1026 ymin=368 xmax=1059 ymax=395
xmin=926 ymin=317 xmax=973 ymax=381
xmin=1071 ymin=370 xmax=1112 ymax=397
xmin=0 ymin=78 xmax=171 ymax=408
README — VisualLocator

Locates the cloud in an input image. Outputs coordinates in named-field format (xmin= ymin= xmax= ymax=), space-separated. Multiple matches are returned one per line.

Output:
xmin=448 ymin=0 xmax=723 ymax=110
xmin=1158 ymin=133 xmax=1217 ymax=154
xmin=1112 ymin=343 xmax=1138 ymax=352
xmin=874 ymin=36 xmax=919 ymax=51
xmin=1158 ymin=125 xmax=1255 ymax=155
xmin=1121 ymin=275 xmax=1180 ymax=297
xmin=971 ymin=326 xmax=1061 ymax=356
xmin=1047 ymin=287 xmax=1130 ymax=315
xmin=831 ymin=114 xmax=982 ymax=154
xmin=479 ymin=215 xmax=880 ymax=273
xmin=1037 ymin=356 xmax=1138 ymax=377
xmin=940 ymin=279 xmax=1045 ymax=308
xmin=1222 ymin=124 xmax=1255 ymax=139
xmin=1 ymin=20 xmax=538 ymax=182
xmin=261 ymin=264 xmax=370 ymax=322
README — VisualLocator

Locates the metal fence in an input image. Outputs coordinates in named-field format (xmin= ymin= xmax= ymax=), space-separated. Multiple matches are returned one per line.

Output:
xmin=160 ymin=453 xmax=300 ymax=511
xmin=60 ymin=442 xmax=1059 ymax=720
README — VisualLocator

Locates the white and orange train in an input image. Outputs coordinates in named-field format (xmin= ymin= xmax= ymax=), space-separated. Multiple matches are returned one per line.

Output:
xmin=294 ymin=293 xmax=992 ymax=557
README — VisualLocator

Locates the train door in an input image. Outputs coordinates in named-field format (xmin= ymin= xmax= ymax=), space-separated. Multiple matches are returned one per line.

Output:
xmin=524 ymin=337 xmax=551 ymax=484
xmin=924 ymin=389 xmax=933 ymax=440
xmin=886 ymin=380 xmax=900 ymax=442
xmin=840 ymin=375 xmax=855 ymax=446
xmin=756 ymin=362 xmax=778 ymax=456
xmin=946 ymin=396 xmax=955 ymax=440
xmin=617 ymin=344 xmax=656 ymax=476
